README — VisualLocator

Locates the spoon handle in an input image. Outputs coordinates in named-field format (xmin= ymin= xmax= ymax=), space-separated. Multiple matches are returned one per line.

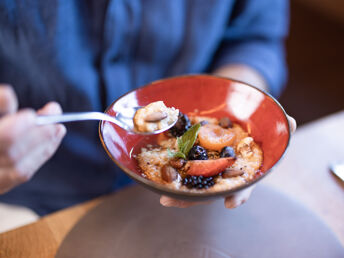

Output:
xmin=36 ymin=112 xmax=116 ymax=125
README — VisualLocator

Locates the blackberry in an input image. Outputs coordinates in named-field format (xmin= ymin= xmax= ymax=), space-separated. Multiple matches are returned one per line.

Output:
xmin=188 ymin=145 xmax=208 ymax=160
xmin=183 ymin=175 xmax=215 ymax=189
xmin=169 ymin=112 xmax=191 ymax=137
xmin=220 ymin=146 xmax=236 ymax=158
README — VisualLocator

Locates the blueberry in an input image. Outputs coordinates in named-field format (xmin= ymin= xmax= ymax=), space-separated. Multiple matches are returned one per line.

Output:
xmin=220 ymin=146 xmax=236 ymax=158
xmin=200 ymin=120 xmax=209 ymax=126
xmin=188 ymin=145 xmax=208 ymax=160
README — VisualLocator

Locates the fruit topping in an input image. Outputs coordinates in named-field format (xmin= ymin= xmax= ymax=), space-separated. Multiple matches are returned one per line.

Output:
xmin=161 ymin=165 xmax=178 ymax=183
xmin=198 ymin=124 xmax=235 ymax=151
xmin=186 ymin=157 xmax=235 ymax=177
xmin=183 ymin=175 xmax=215 ymax=189
xmin=221 ymin=168 xmax=244 ymax=178
xmin=219 ymin=117 xmax=232 ymax=128
xmin=187 ymin=145 xmax=208 ymax=160
xmin=220 ymin=146 xmax=236 ymax=158
xmin=169 ymin=112 xmax=191 ymax=137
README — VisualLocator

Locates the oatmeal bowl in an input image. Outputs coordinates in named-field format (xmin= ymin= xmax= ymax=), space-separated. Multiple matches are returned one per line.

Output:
xmin=99 ymin=75 xmax=291 ymax=201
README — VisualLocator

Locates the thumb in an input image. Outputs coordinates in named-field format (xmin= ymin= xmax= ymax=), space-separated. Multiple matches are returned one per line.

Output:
xmin=224 ymin=186 xmax=254 ymax=209
xmin=0 ymin=84 xmax=18 ymax=115
xmin=286 ymin=115 xmax=297 ymax=134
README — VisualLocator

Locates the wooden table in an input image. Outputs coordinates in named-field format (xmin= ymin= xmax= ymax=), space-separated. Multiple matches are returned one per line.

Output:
xmin=1 ymin=111 xmax=344 ymax=257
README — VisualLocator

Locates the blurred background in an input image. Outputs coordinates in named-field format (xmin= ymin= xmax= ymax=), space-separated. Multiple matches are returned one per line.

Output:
xmin=280 ymin=0 xmax=344 ymax=125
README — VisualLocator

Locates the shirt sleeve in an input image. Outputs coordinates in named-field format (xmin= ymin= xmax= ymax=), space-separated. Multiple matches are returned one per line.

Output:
xmin=210 ymin=0 xmax=289 ymax=97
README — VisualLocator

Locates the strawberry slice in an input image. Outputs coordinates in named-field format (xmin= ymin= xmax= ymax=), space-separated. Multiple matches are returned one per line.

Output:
xmin=186 ymin=157 xmax=235 ymax=177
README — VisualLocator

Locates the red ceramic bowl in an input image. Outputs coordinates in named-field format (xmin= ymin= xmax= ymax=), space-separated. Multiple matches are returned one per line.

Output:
xmin=99 ymin=75 xmax=291 ymax=201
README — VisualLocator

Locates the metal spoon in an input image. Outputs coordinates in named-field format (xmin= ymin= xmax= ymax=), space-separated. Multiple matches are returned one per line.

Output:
xmin=36 ymin=107 xmax=177 ymax=135
xmin=329 ymin=162 xmax=344 ymax=182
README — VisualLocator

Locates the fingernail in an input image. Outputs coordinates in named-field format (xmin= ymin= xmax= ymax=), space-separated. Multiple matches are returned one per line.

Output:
xmin=225 ymin=196 xmax=243 ymax=209
xmin=287 ymin=115 xmax=297 ymax=134
xmin=225 ymin=202 xmax=235 ymax=209
xmin=224 ymin=197 xmax=235 ymax=209
xmin=160 ymin=197 xmax=173 ymax=207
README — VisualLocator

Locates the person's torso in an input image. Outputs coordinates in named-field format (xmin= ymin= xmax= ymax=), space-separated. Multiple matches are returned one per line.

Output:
xmin=0 ymin=0 xmax=237 ymax=214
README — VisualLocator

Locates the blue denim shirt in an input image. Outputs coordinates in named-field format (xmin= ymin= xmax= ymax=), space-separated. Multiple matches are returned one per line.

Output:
xmin=0 ymin=0 xmax=288 ymax=214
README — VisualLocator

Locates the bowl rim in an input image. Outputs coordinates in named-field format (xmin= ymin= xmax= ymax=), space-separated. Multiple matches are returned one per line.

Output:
xmin=98 ymin=74 xmax=291 ymax=198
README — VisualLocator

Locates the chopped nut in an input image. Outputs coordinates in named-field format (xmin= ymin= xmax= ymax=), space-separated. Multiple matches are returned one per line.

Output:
xmin=169 ymin=158 xmax=186 ymax=169
xmin=161 ymin=165 xmax=178 ymax=182
xmin=144 ymin=111 xmax=168 ymax=122
xmin=222 ymin=168 xmax=244 ymax=178
xmin=237 ymin=137 xmax=254 ymax=157
xmin=219 ymin=117 xmax=232 ymax=128
xmin=207 ymin=150 xmax=220 ymax=159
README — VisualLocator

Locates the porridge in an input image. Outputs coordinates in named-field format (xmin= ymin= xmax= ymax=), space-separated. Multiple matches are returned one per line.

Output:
xmin=136 ymin=111 xmax=263 ymax=192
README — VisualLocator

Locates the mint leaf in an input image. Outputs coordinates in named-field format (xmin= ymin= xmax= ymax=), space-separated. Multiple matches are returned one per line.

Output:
xmin=174 ymin=152 xmax=187 ymax=159
xmin=167 ymin=148 xmax=186 ymax=159
xmin=180 ymin=139 xmax=190 ymax=153
xmin=167 ymin=148 xmax=175 ymax=158
xmin=177 ymin=137 xmax=185 ymax=153
xmin=168 ymin=123 xmax=201 ymax=160
xmin=177 ymin=123 xmax=201 ymax=157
